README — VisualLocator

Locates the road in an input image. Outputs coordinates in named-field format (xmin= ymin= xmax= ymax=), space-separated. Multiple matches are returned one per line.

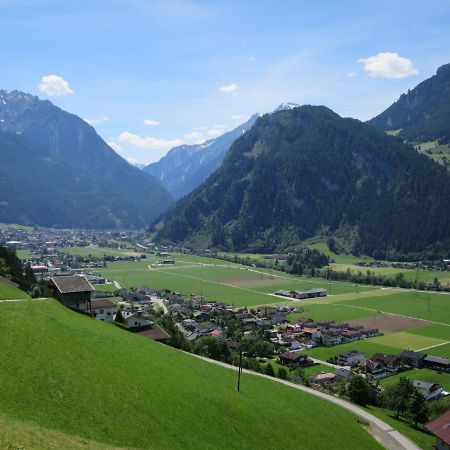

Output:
xmin=188 ymin=352 xmax=420 ymax=450
xmin=150 ymin=295 xmax=168 ymax=314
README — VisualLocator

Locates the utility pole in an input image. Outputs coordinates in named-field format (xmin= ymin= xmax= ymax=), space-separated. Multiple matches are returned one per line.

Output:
xmin=237 ymin=345 xmax=243 ymax=392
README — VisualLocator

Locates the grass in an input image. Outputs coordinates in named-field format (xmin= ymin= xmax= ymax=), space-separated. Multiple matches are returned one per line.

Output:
xmin=287 ymin=302 xmax=377 ymax=323
xmin=0 ymin=283 xmax=30 ymax=300
xmin=306 ymin=340 xmax=403 ymax=362
xmin=93 ymin=283 xmax=118 ymax=293
xmin=0 ymin=299 xmax=382 ymax=449
xmin=331 ymin=290 xmax=450 ymax=324
xmin=96 ymin=254 xmax=376 ymax=307
xmin=408 ymin=324 xmax=450 ymax=341
xmin=425 ymin=343 xmax=450 ymax=359
xmin=364 ymin=405 xmax=434 ymax=450
xmin=59 ymin=246 xmax=139 ymax=258
xmin=0 ymin=223 xmax=34 ymax=230
xmin=301 ymin=364 xmax=336 ymax=377
xmin=380 ymin=368 xmax=450 ymax=392
xmin=16 ymin=248 xmax=32 ymax=259
xmin=370 ymin=332 xmax=447 ymax=351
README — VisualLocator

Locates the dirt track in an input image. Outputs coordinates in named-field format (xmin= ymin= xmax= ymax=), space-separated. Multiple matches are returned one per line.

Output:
xmin=346 ymin=314 xmax=432 ymax=334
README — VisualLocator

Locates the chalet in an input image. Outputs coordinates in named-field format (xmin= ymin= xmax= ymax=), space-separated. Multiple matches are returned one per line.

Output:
xmin=44 ymin=275 xmax=95 ymax=312
xmin=337 ymin=350 xmax=366 ymax=367
xmin=370 ymin=353 xmax=402 ymax=371
xmin=279 ymin=351 xmax=313 ymax=368
xmin=335 ymin=367 xmax=355 ymax=381
xmin=91 ymin=299 xmax=117 ymax=322
xmin=425 ymin=409 xmax=450 ymax=450
xmin=400 ymin=350 xmax=425 ymax=368
xmin=423 ymin=355 xmax=450 ymax=372
xmin=135 ymin=324 xmax=170 ymax=342
xmin=413 ymin=380 xmax=443 ymax=400
xmin=123 ymin=313 xmax=152 ymax=330
xmin=360 ymin=359 xmax=387 ymax=379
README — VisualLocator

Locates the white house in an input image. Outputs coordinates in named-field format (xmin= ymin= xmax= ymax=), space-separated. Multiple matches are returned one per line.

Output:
xmin=413 ymin=380 xmax=443 ymax=400
xmin=91 ymin=299 xmax=117 ymax=322
xmin=337 ymin=350 xmax=366 ymax=367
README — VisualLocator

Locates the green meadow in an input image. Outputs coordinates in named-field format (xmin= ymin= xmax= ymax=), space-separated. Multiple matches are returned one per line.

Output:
xmin=0 ymin=299 xmax=382 ymax=450
xmin=0 ymin=283 xmax=31 ymax=300
xmin=380 ymin=368 xmax=450 ymax=392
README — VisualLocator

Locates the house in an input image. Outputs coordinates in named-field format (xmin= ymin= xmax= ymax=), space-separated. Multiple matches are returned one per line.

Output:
xmin=43 ymin=275 xmax=95 ymax=312
xmin=423 ymin=355 xmax=450 ymax=372
xmin=302 ymin=327 xmax=322 ymax=340
xmin=425 ymin=409 xmax=450 ymax=450
xmin=337 ymin=350 xmax=366 ymax=367
xmin=292 ymin=288 xmax=327 ymax=299
xmin=370 ymin=353 xmax=402 ymax=371
xmin=91 ymin=299 xmax=117 ymax=322
xmin=124 ymin=313 xmax=152 ymax=330
xmin=400 ymin=350 xmax=425 ymax=368
xmin=279 ymin=352 xmax=313 ymax=368
xmin=135 ymin=324 xmax=170 ymax=342
xmin=413 ymin=380 xmax=443 ymax=400
xmin=311 ymin=372 xmax=337 ymax=384
xmin=335 ymin=367 xmax=355 ymax=381
xmin=360 ymin=359 xmax=387 ymax=379
xmin=321 ymin=332 xmax=342 ymax=347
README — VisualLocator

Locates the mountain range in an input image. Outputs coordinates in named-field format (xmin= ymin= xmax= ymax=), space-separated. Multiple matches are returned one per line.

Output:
xmin=369 ymin=63 xmax=450 ymax=145
xmin=153 ymin=104 xmax=450 ymax=259
xmin=144 ymin=114 xmax=260 ymax=199
xmin=0 ymin=90 xmax=173 ymax=228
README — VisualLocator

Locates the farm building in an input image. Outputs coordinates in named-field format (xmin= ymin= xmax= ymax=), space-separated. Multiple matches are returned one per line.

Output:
xmin=91 ymin=299 xmax=117 ymax=322
xmin=423 ymin=355 xmax=450 ymax=372
xmin=400 ymin=350 xmax=425 ymax=368
xmin=44 ymin=275 xmax=95 ymax=312
xmin=413 ymin=380 xmax=443 ymax=400
xmin=425 ymin=410 xmax=450 ymax=450
xmin=274 ymin=288 xmax=327 ymax=299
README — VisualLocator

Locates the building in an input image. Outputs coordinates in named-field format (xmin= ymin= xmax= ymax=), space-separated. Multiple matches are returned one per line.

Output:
xmin=400 ymin=350 xmax=425 ymax=368
xmin=135 ymin=324 xmax=170 ymax=342
xmin=413 ymin=380 xmax=443 ymax=400
xmin=279 ymin=352 xmax=313 ymax=368
xmin=275 ymin=288 xmax=327 ymax=299
xmin=44 ymin=275 xmax=95 ymax=312
xmin=91 ymin=299 xmax=117 ymax=322
xmin=311 ymin=372 xmax=337 ymax=384
xmin=425 ymin=409 xmax=450 ymax=450
xmin=423 ymin=355 xmax=450 ymax=372
xmin=337 ymin=350 xmax=366 ymax=367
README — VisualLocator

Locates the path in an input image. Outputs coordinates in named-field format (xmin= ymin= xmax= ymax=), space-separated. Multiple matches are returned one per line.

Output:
xmin=418 ymin=340 xmax=450 ymax=352
xmin=0 ymin=297 xmax=48 ymax=303
xmin=150 ymin=295 xmax=168 ymax=314
xmin=113 ymin=280 xmax=122 ymax=289
xmin=188 ymin=352 xmax=420 ymax=450
xmin=309 ymin=357 xmax=343 ymax=369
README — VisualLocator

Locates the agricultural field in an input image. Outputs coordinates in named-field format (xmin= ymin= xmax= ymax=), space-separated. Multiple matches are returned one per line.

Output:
xmin=0 ymin=299 xmax=382 ymax=450
xmin=59 ymin=246 xmax=140 ymax=258
xmin=96 ymin=251 xmax=376 ymax=307
xmin=380 ymin=368 xmax=450 ymax=392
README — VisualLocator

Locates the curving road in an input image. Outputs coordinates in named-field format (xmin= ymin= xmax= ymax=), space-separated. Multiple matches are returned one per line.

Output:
xmin=188 ymin=353 xmax=421 ymax=450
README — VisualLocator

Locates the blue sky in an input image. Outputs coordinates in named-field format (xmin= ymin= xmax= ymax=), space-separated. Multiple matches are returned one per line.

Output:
xmin=1 ymin=0 xmax=450 ymax=164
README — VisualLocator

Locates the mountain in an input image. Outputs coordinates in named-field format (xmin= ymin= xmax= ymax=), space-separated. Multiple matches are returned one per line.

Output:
xmin=144 ymin=114 xmax=260 ymax=199
xmin=153 ymin=105 xmax=450 ymax=259
xmin=369 ymin=63 xmax=450 ymax=144
xmin=0 ymin=90 xmax=173 ymax=228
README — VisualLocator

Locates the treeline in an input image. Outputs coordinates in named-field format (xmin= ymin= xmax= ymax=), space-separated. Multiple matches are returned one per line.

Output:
xmin=0 ymin=245 xmax=37 ymax=294
xmin=321 ymin=267 xmax=449 ymax=292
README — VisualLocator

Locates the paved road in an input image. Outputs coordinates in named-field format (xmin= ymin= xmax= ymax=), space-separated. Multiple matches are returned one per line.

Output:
xmin=150 ymin=295 xmax=168 ymax=314
xmin=0 ymin=297 xmax=48 ymax=303
xmin=188 ymin=353 xmax=420 ymax=450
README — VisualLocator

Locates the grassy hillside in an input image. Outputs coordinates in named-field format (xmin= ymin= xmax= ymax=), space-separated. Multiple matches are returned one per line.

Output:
xmin=0 ymin=299 xmax=382 ymax=449
xmin=0 ymin=283 xmax=31 ymax=300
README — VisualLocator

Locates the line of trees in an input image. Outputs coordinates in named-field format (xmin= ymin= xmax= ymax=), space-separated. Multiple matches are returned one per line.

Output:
xmin=0 ymin=245 xmax=37 ymax=294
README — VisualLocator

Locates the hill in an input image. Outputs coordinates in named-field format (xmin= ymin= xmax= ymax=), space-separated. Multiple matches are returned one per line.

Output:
xmin=153 ymin=106 xmax=450 ymax=259
xmin=144 ymin=115 xmax=259 ymax=199
xmin=0 ymin=90 xmax=173 ymax=228
xmin=369 ymin=63 xmax=450 ymax=145
xmin=0 ymin=299 xmax=382 ymax=449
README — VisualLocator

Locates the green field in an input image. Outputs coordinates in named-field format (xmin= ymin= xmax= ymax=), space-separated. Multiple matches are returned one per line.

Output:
xmin=93 ymin=283 xmax=118 ymax=293
xmin=0 ymin=283 xmax=30 ymax=300
xmin=371 ymin=332 xmax=447 ymax=351
xmin=380 ymin=368 xmax=450 ymax=392
xmin=95 ymin=252 xmax=377 ymax=307
xmin=0 ymin=299 xmax=382 ymax=449
xmin=306 ymin=340 xmax=403 ymax=362
xmin=59 ymin=246 xmax=138 ymax=258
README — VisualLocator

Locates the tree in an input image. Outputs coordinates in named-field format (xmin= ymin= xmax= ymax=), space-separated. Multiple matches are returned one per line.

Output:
xmin=115 ymin=309 xmax=125 ymax=323
xmin=407 ymin=389 xmax=429 ymax=428
xmin=23 ymin=262 xmax=37 ymax=292
xmin=383 ymin=378 xmax=414 ymax=418
xmin=277 ymin=366 xmax=288 ymax=380
xmin=265 ymin=363 xmax=275 ymax=377
xmin=347 ymin=376 xmax=370 ymax=406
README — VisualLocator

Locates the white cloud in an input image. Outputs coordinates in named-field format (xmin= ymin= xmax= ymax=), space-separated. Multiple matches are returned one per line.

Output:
xmin=231 ymin=115 xmax=244 ymax=120
xmin=118 ymin=131 xmax=183 ymax=150
xmin=207 ymin=124 xmax=227 ymax=138
xmin=183 ymin=131 xmax=204 ymax=143
xmin=85 ymin=116 xmax=109 ymax=125
xmin=219 ymin=83 xmax=239 ymax=94
xmin=248 ymin=56 xmax=256 ymax=62
xmin=144 ymin=119 xmax=160 ymax=126
xmin=358 ymin=52 xmax=418 ymax=79
xmin=107 ymin=141 xmax=123 ymax=154
xmin=347 ymin=72 xmax=357 ymax=78
xmin=38 ymin=74 xmax=74 ymax=96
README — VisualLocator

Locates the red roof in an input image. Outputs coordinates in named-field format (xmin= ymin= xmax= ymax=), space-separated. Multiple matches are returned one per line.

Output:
xmin=425 ymin=410 xmax=450 ymax=445
xmin=210 ymin=330 xmax=223 ymax=336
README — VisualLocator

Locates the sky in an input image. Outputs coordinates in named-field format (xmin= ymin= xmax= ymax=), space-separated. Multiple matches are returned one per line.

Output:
xmin=1 ymin=0 xmax=450 ymax=165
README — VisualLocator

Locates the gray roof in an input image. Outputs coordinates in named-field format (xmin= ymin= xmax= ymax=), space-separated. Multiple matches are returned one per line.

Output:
xmin=424 ymin=355 xmax=450 ymax=366
xmin=293 ymin=288 xmax=327 ymax=295
xmin=50 ymin=276 xmax=95 ymax=294
xmin=413 ymin=380 xmax=440 ymax=390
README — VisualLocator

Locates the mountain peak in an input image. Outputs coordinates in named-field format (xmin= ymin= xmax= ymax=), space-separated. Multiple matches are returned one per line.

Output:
xmin=273 ymin=102 xmax=300 ymax=112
